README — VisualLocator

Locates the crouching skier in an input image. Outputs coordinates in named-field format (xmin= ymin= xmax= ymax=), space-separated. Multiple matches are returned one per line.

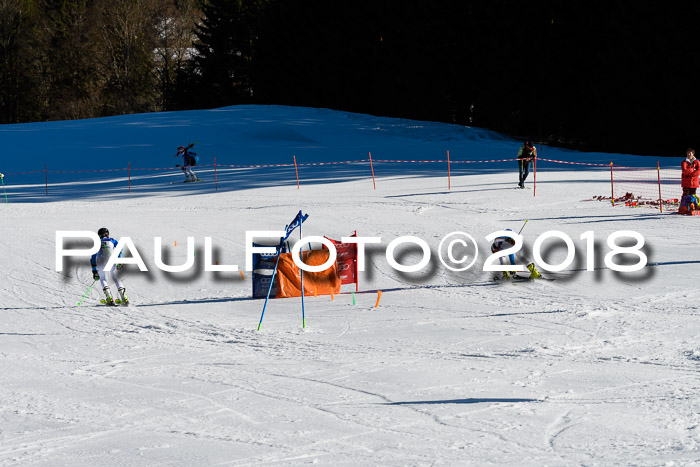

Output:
xmin=491 ymin=229 xmax=542 ymax=281
xmin=90 ymin=227 xmax=129 ymax=305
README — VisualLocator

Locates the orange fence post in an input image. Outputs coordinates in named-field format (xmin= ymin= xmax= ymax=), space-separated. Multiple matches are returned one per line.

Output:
xmin=447 ymin=150 xmax=451 ymax=190
xmin=369 ymin=152 xmax=376 ymax=190
xmin=610 ymin=162 xmax=615 ymax=206
xmin=293 ymin=155 xmax=300 ymax=189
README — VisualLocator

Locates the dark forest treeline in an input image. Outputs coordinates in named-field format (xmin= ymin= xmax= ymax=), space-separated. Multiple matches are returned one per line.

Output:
xmin=2 ymin=0 xmax=699 ymax=156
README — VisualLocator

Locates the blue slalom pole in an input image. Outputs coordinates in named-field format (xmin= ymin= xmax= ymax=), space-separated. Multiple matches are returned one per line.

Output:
xmin=299 ymin=210 xmax=306 ymax=329
xmin=257 ymin=242 xmax=283 ymax=331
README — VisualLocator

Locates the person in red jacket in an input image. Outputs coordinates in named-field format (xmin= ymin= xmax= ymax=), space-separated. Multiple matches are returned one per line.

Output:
xmin=681 ymin=148 xmax=700 ymax=196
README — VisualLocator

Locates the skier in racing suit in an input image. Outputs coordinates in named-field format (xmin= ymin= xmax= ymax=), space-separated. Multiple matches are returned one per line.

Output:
xmin=90 ymin=227 xmax=128 ymax=305
xmin=491 ymin=229 xmax=541 ymax=280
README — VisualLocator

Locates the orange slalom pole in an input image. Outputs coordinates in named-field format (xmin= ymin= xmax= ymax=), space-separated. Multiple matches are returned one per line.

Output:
xmin=369 ymin=152 xmax=376 ymax=190
xmin=447 ymin=150 xmax=451 ymax=190
xmin=374 ymin=290 xmax=382 ymax=308
xmin=293 ymin=155 xmax=300 ymax=189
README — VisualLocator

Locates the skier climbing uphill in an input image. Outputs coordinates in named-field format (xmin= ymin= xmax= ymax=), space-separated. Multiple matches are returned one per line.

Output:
xmin=90 ymin=227 xmax=129 ymax=305
xmin=491 ymin=229 xmax=542 ymax=280
xmin=175 ymin=143 xmax=199 ymax=182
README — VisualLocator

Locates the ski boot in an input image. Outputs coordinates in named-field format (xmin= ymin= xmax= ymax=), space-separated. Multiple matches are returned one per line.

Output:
xmin=527 ymin=263 xmax=542 ymax=279
xmin=118 ymin=287 xmax=129 ymax=305
xmin=103 ymin=287 xmax=117 ymax=306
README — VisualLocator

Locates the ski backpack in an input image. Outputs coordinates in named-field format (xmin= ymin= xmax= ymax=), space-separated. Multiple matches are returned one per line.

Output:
xmin=679 ymin=194 xmax=699 ymax=214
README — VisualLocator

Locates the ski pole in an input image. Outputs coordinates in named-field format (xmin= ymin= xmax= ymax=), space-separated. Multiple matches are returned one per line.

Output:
xmin=517 ymin=219 xmax=529 ymax=235
xmin=1 ymin=174 xmax=6 ymax=204
xmin=78 ymin=279 xmax=97 ymax=306
xmin=257 ymin=243 xmax=283 ymax=331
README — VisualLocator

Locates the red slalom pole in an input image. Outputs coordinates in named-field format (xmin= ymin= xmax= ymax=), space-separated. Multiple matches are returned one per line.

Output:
xmin=369 ymin=152 xmax=376 ymax=190
xmin=354 ymin=229 xmax=359 ymax=293
xmin=533 ymin=154 xmax=537 ymax=197
xmin=447 ymin=150 xmax=451 ymax=190
xmin=293 ymin=155 xmax=300 ymax=189
xmin=657 ymin=161 xmax=662 ymax=213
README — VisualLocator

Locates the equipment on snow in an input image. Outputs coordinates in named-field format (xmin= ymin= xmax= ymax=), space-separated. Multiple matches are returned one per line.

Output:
xmin=103 ymin=286 xmax=116 ymax=305
xmin=170 ymin=178 xmax=203 ymax=184
xmin=78 ymin=279 xmax=97 ymax=306
xmin=527 ymin=262 xmax=542 ymax=279
xmin=118 ymin=287 xmax=129 ymax=305
xmin=679 ymin=194 xmax=700 ymax=214
xmin=513 ymin=274 xmax=555 ymax=281
xmin=101 ymin=298 xmax=127 ymax=305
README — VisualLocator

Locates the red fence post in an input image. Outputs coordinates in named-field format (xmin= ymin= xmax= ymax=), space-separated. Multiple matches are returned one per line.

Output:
xmin=44 ymin=164 xmax=48 ymax=196
xmin=293 ymin=155 xmax=300 ymax=189
xmin=657 ymin=161 xmax=662 ymax=213
xmin=610 ymin=162 xmax=615 ymax=206
xmin=215 ymin=156 xmax=218 ymax=192
xmin=369 ymin=152 xmax=376 ymax=190
xmin=447 ymin=150 xmax=451 ymax=190
xmin=128 ymin=162 xmax=131 ymax=193
xmin=533 ymin=155 xmax=537 ymax=197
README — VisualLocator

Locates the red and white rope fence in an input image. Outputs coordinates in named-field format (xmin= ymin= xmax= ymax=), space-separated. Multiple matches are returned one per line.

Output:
xmin=1 ymin=155 xmax=682 ymax=212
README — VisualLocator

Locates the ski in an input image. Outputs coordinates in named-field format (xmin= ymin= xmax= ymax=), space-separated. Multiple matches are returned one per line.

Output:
xmin=100 ymin=298 xmax=130 ymax=305
xmin=169 ymin=179 xmax=204 ymax=185
xmin=513 ymin=274 xmax=555 ymax=282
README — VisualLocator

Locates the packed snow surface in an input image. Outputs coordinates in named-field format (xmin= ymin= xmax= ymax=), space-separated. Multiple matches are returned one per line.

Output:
xmin=0 ymin=106 xmax=698 ymax=465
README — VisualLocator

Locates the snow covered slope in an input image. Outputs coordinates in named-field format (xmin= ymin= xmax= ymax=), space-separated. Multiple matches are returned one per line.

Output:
xmin=0 ymin=106 xmax=697 ymax=466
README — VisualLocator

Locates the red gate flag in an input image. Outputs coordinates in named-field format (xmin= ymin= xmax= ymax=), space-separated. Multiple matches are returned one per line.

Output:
xmin=324 ymin=232 xmax=358 ymax=289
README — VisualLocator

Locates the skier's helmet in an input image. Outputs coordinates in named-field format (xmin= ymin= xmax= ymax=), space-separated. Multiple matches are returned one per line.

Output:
xmin=98 ymin=227 xmax=109 ymax=238
xmin=177 ymin=146 xmax=185 ymax=153
xmin=525 ymin=140 xmax=534 ymax=148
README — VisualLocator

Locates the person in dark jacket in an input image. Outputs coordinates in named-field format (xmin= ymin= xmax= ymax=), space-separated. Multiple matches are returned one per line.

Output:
xmin=175 ymin=144 xmax=199 ymax=182
xmin=517 ymin=140 xmax=537 ymax=188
